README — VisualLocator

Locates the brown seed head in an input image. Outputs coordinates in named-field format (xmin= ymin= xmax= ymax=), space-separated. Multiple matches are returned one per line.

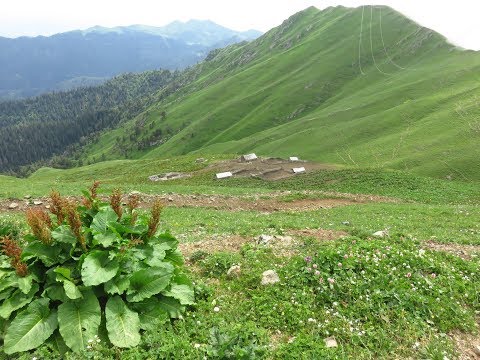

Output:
xmin=147 ymin=199 xmax=163 ymax=237
xmin=26 ymin=208 xmax=52 ymax=244
xmin=110 ymin=189 xmax=123 ymax=219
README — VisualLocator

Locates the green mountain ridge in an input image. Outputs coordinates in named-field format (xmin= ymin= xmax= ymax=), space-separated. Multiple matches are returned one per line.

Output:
xmin=50 ymin=6 xmax=480 ymax=180
xmin=80 ymin=5 xmax=480 ymax=180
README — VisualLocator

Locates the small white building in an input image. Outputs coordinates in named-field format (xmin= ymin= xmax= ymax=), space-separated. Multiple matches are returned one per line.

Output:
xmin=216 ymin=172 xmax=233 ymax=179
xmin=240 ymin=153 xmax=258 ymax=162
xmin=292 ymin=167 xmax=306 ymax=174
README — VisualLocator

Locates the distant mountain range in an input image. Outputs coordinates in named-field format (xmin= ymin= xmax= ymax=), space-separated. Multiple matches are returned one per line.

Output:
xmin=0 ymin=20 xmax=262 ymax=99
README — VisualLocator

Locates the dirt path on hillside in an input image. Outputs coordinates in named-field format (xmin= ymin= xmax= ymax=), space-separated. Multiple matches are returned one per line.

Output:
xmin=0 ymin=191 xmax=396 ymax=215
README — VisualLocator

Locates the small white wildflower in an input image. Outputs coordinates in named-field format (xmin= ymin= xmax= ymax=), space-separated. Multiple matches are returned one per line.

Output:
xmin=307 ymin=318 xmax=316 ymax=323
xmin=88 ymin=339 xmax=94 ymax=343
xmin=194 ymin=343 xmax=201 ymax=349
xmin=213 ymin=306 xmax=220 ymax=312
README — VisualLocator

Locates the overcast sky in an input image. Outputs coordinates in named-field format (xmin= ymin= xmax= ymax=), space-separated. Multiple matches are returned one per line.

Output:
xmin=1 ymin=0 xmax=479 ymax=50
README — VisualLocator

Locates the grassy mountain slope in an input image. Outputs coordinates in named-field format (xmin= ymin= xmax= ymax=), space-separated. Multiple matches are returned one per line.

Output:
xmin=83 ymin=6 xmax=480 ymax=180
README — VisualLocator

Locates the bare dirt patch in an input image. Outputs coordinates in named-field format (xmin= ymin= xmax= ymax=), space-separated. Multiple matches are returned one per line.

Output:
xmin=178 ymin=235 xmax=249 ymax=258
xmin=142 ymin=193 xmax=366 ymax=213
xmin=449 ymin=317 xmax=480 ymax=359
xmin=423 ymin=241 xmax=480 ymax=261
xmin=0 ymin=188 xmax=395 ymax=215
xmin=202 ymin=157 xmax=336 ymax=181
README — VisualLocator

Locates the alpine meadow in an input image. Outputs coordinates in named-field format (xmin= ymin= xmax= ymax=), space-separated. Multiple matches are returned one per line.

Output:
xmin=0 ymin=4 xmax=479 ymax=360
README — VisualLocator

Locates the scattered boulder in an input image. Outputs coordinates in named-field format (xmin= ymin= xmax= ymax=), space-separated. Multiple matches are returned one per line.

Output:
xmin=342 ymin=221 xmax=350 ymax=226
xmin=33 ymin=200 xmax=43 ymax=206
xmin=8 ymin=202 xmax=19 ymax=210
xmin=289 ymin=156 xmax=299 ymax=162
xmin=129 ymin=191 xmax=141 ymax=196
xmin=324 ymin=337 xmax=338 ymax=348
xmin=24 ymin=195 xmax=32 ymax=199
xmin=227 ymin=265 xmax=241 ymax=278
xmin=373 ymin=230 xmax=389 ymax=238
xmin=167 ymin=197 xmax=174 ymax=202
xmin=195 ymin=158 xmax=206 ymax=163
xmin=257 ymin=234 xmax=274 ymax=245
xmin=261 ymin=270 xmax=280 ymax=285
xmin=45 ymin=205 xmax=51 ymax=209
xmin=257 ymin=235 xmax=293 ymax=246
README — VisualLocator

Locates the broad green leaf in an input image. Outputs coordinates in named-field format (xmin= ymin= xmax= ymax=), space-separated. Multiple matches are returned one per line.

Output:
xmin=17 ymin=275 xmax=34 ymax=294
xmin=130 ymin=298 xmax=169 ymax=330
xmin=55 ymin=267 xmax=82 ymax=299
xmin=63 ymin=280 xmax=82 ymax=299
xmin=51 ymin=225 xmax=77 ymax=244
xmin=104 ymin=275 xmax=130 ymax=295
xmin=162 ymin=284 xmax=195 ymax=305
xmin=58 ymin=290 xmax=101 ymax=353
xmin=22 ymin=241 xmax=67 ymax=266
xmin=4 ymin=298 xmax=58 ymax=354
xmin=93 ymin=231 xmax=120 ymax=247
xmin=44 ymin=284 xmax=69 ymax=302
xmin=54 ymin=267 xmax=73 ymax=281
xmin=48 ymin=330 xmax=70 ymax=356
xmin=0 ymin=288 xmax=14 ymax=301
xmin=0 ymin=256 xmax=11 ymax=269
xmin=105 ymin=296 xmax=140 ymax=348
xmin=0 ymin=274 xmax=17 ymax=292
xmin=81 ymin=251 xmax=119 ymax=286
xmin=91 ymin=207 xmax=118 ymax=234
xmin=145 ymin=243 xmax=171 ymax=267
xmin=164 ymin=249 xmax=184 ymax=266
xmin=157 ymin=296 xmax=185 ymax=318
xmin=126 ymin=266 xmax=173 ymax=302
xmin=0 ymin=284 xmax=39 ymax=319
xmin=109 ymin=222 xmax=147 ymax=235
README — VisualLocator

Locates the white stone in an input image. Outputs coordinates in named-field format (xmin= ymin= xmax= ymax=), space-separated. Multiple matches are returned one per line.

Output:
xmin=289 ymin=157 xmax=299 ymax=161
xmin=325 ymin=337 xmax=338 ymax=348
xmin=227 ymin=265 xmax=241 ymax=278
xmin=216 ymin=172 xmax=233 ymax=179
xmin=24 ymin=195 xmax=32 ymax=199
xmin=33 ymin=200 xmax=43 ymax=205
xmin=257 ymin=234 xmax=273 ymax=245
xmin=473 ymin=345 xmax=480 ymax=356
xmin=8 ymin=202 xmax=18 ymax=209
xmin=261 ymin=270 xmax=280 ymax=285
xmin=373 ymin=230 xmax=389 ymax=238
xmin=292 ymin=167 xmax=306 ymax=174
xmin=241 ymin=153 xmax=257 ymax=161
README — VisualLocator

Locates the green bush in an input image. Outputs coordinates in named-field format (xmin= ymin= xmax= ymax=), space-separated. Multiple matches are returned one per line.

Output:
xmin=0 ymin=183 xmax=193 ymax=355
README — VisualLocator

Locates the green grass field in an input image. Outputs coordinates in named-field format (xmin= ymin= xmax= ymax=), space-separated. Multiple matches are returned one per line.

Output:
xmin=1 ymin=155 xmax=479 ymax=359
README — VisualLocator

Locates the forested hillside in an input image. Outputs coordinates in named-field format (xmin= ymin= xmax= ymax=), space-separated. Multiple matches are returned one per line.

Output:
xmin=0 ymin=71 xmax=176 ymax=173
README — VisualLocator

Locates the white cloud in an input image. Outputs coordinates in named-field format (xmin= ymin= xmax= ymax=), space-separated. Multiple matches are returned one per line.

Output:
xmin=1 ymin=0 xmax=479 ymax=50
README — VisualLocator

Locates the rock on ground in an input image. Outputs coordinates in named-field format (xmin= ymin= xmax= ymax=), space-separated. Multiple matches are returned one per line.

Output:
xmin=261 ymin=270 xmax=280 ymax=285
xmin=227 ymin=265 xmax=241 ymax=278
xmin=324 ymin=337 xmax=338 ymax=348
xmin=8 ymin=202 xmax=18 ymax=210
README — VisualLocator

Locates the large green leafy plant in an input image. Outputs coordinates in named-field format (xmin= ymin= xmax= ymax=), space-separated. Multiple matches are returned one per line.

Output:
xmin=0 ymin=183 xmax=194 ymax=355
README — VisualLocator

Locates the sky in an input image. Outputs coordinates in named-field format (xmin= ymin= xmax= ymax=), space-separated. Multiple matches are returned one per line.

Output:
xmin=1 ymin=0 xmax=479 ymax=50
